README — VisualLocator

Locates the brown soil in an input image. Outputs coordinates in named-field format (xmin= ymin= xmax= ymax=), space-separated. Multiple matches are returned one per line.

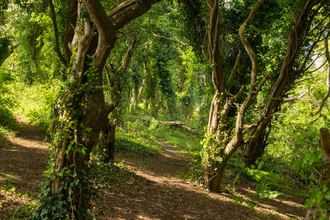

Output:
xmin=0 ymin=115 xmax=51 ymax=219
xmin=0 ymin=116 xmax=306 ymax=219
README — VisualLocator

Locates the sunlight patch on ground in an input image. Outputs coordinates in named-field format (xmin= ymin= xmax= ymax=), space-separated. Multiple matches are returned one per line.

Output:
xmin=0 ymin=173 xmax=20 ymax=183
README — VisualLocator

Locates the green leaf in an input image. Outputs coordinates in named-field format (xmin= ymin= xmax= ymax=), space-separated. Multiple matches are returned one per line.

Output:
xmin=247 ymin=201 xmax=255 ymax=209
xmin=257 ymin=161 xmax=264 ymax=170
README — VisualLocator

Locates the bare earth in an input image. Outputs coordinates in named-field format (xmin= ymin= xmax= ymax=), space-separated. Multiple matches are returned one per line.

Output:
xmin=0 ymin=116 xmax=306 ymax=219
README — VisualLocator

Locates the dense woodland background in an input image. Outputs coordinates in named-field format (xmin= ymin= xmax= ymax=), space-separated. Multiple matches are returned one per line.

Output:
xmin=0 ymin=0 xmax=330 ymax=219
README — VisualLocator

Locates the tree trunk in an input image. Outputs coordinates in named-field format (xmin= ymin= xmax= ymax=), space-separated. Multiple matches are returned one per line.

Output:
xmin=204 ymin=0 xmax=322 ymax=192
xmin=145 ymin=96 xmax=149 ymax=110
xmin=204 ymin=0 xmax=262 ymax=192
xmin=306 ymin=128 xmax=330 ymax=220
xmin=104 ymin=34 xmax=141 ymax=161
xmin=38 ymin=0 xmax=161 ymax=218
xmin=101 ymin=120 xmax=117 ymax=162
xmin=242 ymin=0 xmax=324 ymax=167
xmin=243 ymin=123 xmax=271 ymax=167
xmin=138 ymin=78 xmax=146 ymax=104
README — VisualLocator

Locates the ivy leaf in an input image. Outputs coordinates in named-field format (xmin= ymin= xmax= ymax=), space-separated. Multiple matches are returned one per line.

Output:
xmin=247 ymin=201 xmax=255 ymax=209
xmin=257 ymin=161 xmax=264 ymax=170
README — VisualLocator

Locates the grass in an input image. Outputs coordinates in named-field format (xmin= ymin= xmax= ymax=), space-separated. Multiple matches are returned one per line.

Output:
xmin=0 ymin=107 xmax=17 ymax=144
xmin=12 ymin=81 xmax=60 ymax=132
xmin=116 ymin=111 xmax=205 ymax=182
xmin=116 ymin=113 xmax=162 ymax=157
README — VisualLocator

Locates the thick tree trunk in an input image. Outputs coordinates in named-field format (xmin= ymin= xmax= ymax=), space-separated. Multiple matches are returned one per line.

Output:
xmin=204 ymin=0 xmax=263 ymax=192
xmin=42 ymin=0 xmax=161 ymax=218
xmin=243 ymin=0 xmax=324 ymax=167
xmin=243 ymin=123 xmax=271 ymax=167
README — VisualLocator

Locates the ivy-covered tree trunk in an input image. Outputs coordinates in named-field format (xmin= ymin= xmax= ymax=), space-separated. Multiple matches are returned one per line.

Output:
xmin=35 ymin=0 xmax=161 ymax=218
xmin=204 ymin=0 xmax=323 ymax=193
xmin=204 ymin=0 xmax=256 ymax=193
xmin=242 ymin=0 xmax=326 ymax=168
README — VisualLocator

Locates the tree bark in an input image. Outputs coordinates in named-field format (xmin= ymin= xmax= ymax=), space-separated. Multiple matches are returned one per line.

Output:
xmin=204 ymin=0 xmax=264 ymax=192
xmin=45 ymin=0 xmax=161 ymax=218
xmin=243 ymin=0 xmax=325 ymax=167
xmin=138 ymin=78 xmax=146 ymax=104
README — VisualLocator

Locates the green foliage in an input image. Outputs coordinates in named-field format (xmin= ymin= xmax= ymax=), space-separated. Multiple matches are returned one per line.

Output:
xmin=0 ymin=36 xmax=11 ymax=63
xmin=13 ymin=81 xmax=60 ymax=132
xmin=173 ymin=47 xmax=211 ymax=125
xmin=33 ymin=176 xmax=101 ymax=219
xmin=176 ymin=0 xmax=208 ymax=59
xmin=151 ymin=27 xmax=178 ymax=116
xmin=232 ymin=160 xmax=284 ymax=210
xmin=116 ymin=113 xmax=163 ymax=157
xmin=0 ymin=69 xmax=17 ymax=140
xmin=0 ymin=186 xmax=36 ymax=219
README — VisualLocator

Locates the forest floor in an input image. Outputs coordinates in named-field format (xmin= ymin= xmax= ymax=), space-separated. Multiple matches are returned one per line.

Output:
xmin=0 ymin=116 xmax=306 ymax=219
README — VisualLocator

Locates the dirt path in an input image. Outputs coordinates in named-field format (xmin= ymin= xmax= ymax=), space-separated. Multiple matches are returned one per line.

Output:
xmin=0 ymin=115 xmax=51 ymax=218
xmin=101 ymin=140 xmax=306 ymax=220
xmin=0 ymin=116 xmax=306 ymax=219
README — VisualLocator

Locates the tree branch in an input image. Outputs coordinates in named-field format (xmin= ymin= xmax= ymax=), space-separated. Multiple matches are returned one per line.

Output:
xmin=48 ymin=0 xmax=67 ymax=67
xmin=239 ymin=0 xmax=265 ymax=98
xmin=108 ymin=0 xmax=161 ymax=31
xmin=9 ymin=43 xmax=19 ymax=53
xmin=142 ymin=29 xmax=190 ymax=46
xmin=312 ymin=31 xmax=330 ymax=117
xmin=227 ymin=49 xmax=242 ymax=91
xmin=236 ymin=0 xmax=266 ymax=137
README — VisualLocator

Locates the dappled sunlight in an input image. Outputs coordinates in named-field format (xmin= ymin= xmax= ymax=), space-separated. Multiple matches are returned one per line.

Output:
xmin=0 ymin=116 xmax=51 ymax=200
xmin=104 ymin=142 xmax=303 ymax=220
xmin=236 ymin=187 xmax=305 ymax=218
xmin=0 ymin=185 xmax=36 ymax=218
xmin=99 ymin=164 xmax=289 ymax=220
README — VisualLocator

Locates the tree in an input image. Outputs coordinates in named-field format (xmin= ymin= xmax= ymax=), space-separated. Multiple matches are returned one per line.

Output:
xmin=243 ymin=0 xmax=330 ymax=167
xmin=34 ymin=0 xmax=161 ymax=218
xmin=103 ymin=29 xmax=142 ymax=161
xmin=203 ymin=0 xmax=329 ymax=192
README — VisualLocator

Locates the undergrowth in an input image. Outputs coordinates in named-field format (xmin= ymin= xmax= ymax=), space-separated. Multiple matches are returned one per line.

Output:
xmin=117 ymin=112 xmax=205 ymax=182
xmin=13 ymin=81 xmax=60 ymax=132
xmin=0 ymin=185 xmax=36 ymax=219
xmin=116 ymin=113 xmax=161 ymax=157
xmin=0 ymin=69 xmax=17 ymax=142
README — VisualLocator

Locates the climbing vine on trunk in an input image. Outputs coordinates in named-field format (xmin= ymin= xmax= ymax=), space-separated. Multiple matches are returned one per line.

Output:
xmin=33 ymin=0 xmax=161 ymax=218
xmin=203 ymin=0 xmax=328 ymax=193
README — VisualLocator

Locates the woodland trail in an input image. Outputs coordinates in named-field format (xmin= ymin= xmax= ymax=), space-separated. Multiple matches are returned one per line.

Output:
xmin=0 ymin=116 xmax=306 ymax=219
xmin=0 ymin=115 xmax=51 ymax=218
xmin=101 ymin=140 xmax=306 ymax=220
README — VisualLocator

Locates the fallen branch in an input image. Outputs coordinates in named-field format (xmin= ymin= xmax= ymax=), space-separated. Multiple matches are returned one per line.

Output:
xmin=158 ymin=121 xmax=201 ymax=136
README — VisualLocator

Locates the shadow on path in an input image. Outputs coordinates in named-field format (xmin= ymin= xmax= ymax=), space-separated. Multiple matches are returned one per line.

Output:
xmin=99 ymin=139 xmax=305 ymax=220
xmin=0 ymin=116 xmax=50 ymax=195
